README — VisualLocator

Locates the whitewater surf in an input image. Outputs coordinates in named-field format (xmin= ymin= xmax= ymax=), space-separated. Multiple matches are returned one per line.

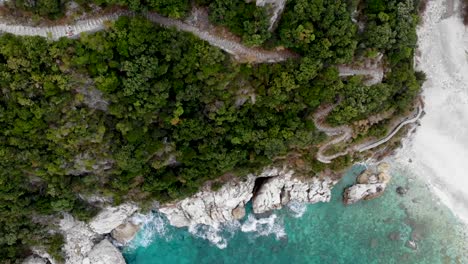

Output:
xmin=394 ymin=0 xmax=468 ymax=224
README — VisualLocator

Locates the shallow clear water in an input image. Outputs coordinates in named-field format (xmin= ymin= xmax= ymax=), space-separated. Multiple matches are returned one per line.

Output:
xmin=123 ymin=165 xmax=468 ymax=264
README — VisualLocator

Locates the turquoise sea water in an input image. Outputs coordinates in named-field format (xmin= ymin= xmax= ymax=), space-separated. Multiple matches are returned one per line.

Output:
xmin=123 ymin=165 xmax=468 ymax=264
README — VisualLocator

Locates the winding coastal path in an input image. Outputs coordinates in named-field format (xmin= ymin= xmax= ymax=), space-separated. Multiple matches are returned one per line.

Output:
xmin=313 ymin=102 xmax=423 ymax=163
xmin=313 ymin=104 xmax=353 ymax=163
xmin=0 ymin=9 xmax=296 ymax=63
xmin=355 ymin=104 xmax=423 ymax=152
xmin=0 ymin=6 xmax=413 ymax=163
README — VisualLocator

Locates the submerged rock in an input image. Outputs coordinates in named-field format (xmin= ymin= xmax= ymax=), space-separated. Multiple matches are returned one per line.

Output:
xmin=388 ymin=231 xmax=401 ymax=241
xmin=83 ymin=239 xmax=126 ymax=264
xmin=396 ymin=186 xmax=408 ymax=196
xmin=405 ymin=240 xmax=418 ymax=250
xmin=343 ymin=163 xmax=392 ymax=205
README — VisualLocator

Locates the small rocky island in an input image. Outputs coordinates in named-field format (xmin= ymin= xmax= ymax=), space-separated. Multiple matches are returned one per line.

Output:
xmin=343 ymin=163 xmax=392 ymax=205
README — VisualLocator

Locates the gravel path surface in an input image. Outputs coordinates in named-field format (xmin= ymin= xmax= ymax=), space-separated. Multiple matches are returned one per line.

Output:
xmin=0 ymin=10 xmax=296 ymax=63
xmin=313 ymin=102 xmax=422 ymax=164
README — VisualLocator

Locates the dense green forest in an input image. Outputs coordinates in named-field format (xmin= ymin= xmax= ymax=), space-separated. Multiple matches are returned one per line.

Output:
xmin=0 ymin=0 xmax=423 ymax=262
xmin=4 ymin=0 xmax=190 ymax=19
xmin=198 ymin=0 xmax=271 ymax=46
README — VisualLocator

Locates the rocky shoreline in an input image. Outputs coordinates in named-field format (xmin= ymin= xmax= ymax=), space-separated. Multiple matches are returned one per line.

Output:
xmin=23 ymin=166 xmax=342 ymax=264
xmin=24 ymin=163 xmax=395 ymax=264
xmin=160 ymin=167 xmax=337 ymax=228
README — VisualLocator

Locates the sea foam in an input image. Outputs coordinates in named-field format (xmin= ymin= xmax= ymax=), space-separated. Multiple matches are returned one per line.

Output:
xmin=395 ymin=0 xmax=468 ymax=225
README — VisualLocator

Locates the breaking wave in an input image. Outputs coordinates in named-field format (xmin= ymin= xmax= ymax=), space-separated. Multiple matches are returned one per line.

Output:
xmin=127 ymin=212 xmax=169 ymax=249
xmin=240 ymin=214 xmax=286 ymax=240
xmin=394 ymin=0 xmax=468 ymax=225
xmin=286 ymin=201 xmax=307 ymax=218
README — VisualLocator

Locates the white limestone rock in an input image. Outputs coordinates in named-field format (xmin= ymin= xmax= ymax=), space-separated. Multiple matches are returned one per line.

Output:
xmin=59 ymin=214 xmax=99 ymax=264
xmin=83 ymin=239 xmax=126 ymax=264
xmin=160 ymin=167 xmax=336 ymax=227
xmin=252 ymin=169 xmax=335 ymax=214
xmin=159 ymin=168 xmax=283 ymax=228
xmin=343 ymin=183 xmax=387 ymax=205
xmin=160 ymin=175 xmax=256 ymax=228
xmin=89 ymin=203 xmax=139 ymax=234
xmin=249 ymin=0 xmax=287 ymax=31
xmin=343 ymin=163 xmax=392 ymax=205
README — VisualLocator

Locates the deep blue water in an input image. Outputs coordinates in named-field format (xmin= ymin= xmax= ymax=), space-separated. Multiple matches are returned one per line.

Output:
xmin=123 ymin=166 xmax=468 ymax=264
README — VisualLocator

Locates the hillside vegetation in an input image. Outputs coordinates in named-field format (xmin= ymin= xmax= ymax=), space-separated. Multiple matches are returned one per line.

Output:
xmin=0 ymin=0 xmax=423 ymax=262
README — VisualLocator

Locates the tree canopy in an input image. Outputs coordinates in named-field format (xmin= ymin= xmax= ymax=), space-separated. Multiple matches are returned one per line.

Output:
xmin=0 ymin=0 xmax=423 ymax=262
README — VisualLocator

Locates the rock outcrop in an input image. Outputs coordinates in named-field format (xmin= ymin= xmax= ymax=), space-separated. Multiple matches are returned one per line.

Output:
xmin=83 ymin=239 xmax=126 ymax=264
xmin=89 ymin=203 xmax=139 ymax=234
xmin=159 ymin=172 xmax=260 ymax=228
xmin=111 ymin=220 xmax=141 ymax=244
xmin=26 ymin=167 xmax=336 ymax=262
xmin=57 ymin=204 xmax=137 ymax=264
xmin=343 ymin=163 xmax=392 ymax=205
xmin=252 ymin=0 xmax=287 ymax=31
xmin=252 ymin=170 xmax=335 ymax=214
xmin=59 ymin=213 xmax=99 ymax=264
xmin=160 ymin=167 xmax=336 ymax=228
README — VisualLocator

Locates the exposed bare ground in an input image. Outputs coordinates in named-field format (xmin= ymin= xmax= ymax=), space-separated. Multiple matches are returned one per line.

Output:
xmin=337 ymin=53 xmax=384 ymax=85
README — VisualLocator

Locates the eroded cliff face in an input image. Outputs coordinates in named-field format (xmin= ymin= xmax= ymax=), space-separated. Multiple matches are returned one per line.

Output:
xmin=38 ymin=203 xmax=139 ymax=264
xmin=159 ymin=167 xmax=336 ymax=228
xmin=252 ymin=170 xmax=335 ymax=214
xmin=24 ymin=168 xmax=336 ymax=263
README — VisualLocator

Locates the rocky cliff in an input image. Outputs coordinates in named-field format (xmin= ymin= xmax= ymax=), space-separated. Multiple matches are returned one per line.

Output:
xmin=23 ymin=167 xmax=336 ymax=263
xmin=159 ymin=167 xmax=336 ymax=228
xmin=24 ymin=203 xmax=139 ymax=264
xmin=252 ymin=170 xmax=335 ymax=214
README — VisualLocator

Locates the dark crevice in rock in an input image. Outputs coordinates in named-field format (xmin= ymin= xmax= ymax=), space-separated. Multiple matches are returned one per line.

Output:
xmin=252 ymin=177 xmax=270 ymax=198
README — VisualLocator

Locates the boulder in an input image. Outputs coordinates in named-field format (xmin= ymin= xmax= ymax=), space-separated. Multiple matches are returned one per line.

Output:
xmin=396 ymin=186 xmax=408 ymax=196
xmin=343 ymin=163 xmax=392 ymax=205
xmin=111 ymin=221 xmax=141 ymax=244
xmin=232 ymin=205 xmax=246 ymax=220
xmin=89 ymin=203 xmax=139 ymax=234
xmin=343 ymin=183 xmax=387 ymax=205
xmin=83 ymin=239 xmax=126 ymax=264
